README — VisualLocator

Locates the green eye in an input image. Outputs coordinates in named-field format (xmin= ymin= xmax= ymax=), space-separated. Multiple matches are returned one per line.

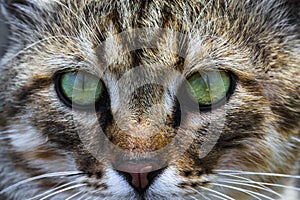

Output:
xmin=187 ymin=71 xmax=232 ymax=107
xmin=58 ymin=71 xmax=104 ymax=107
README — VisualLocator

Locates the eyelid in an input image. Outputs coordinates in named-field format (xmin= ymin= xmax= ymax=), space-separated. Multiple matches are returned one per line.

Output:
xmin=183 ymin=64 xmax=229 ymax=78
xmin=185 ymin=69 xmax=226 ymax=80
xmin=53 ymin=67 xmax=104 ymax=82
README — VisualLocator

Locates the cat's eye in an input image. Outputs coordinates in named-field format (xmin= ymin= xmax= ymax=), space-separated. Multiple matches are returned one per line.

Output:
xmin=187 ymin=71 xmax=233 ymax=109
xmin=56 ymin=71 xmax=105 ymax=108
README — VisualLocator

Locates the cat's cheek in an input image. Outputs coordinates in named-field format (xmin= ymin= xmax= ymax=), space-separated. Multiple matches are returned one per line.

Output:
xmin=216 ymin=126 xmax=298 ymax=173
xmin=103 ymin=169 xmax=136 ymax=194
xmin=144 ymin=166 xmax=186 ymax=198
xmin=5 ymin=119 xmax=78 ymax=172
xmin=76 ymin=169 xmax=137 ymax=199
xmin=8 ymin=123 xmax=47 ymax=152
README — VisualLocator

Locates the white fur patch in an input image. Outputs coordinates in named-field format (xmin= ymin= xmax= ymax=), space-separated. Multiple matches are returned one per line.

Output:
xmin=146 ymin=166 xmax=184 ymax=199
xmin=8 ymin=124 xmax=47 ymax=152
xmin=28 ymin=0 xmax=60 ymax=10
xmin=99 ymin=168 xmax=136 ymax=199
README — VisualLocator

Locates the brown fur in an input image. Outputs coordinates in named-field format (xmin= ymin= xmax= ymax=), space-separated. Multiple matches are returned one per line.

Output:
xmin=0 ymin=0 xmax=299 ymax=199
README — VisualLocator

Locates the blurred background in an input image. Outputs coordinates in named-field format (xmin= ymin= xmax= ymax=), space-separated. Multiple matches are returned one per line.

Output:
xmin=0 ymin=9 xmax=8 ymax=58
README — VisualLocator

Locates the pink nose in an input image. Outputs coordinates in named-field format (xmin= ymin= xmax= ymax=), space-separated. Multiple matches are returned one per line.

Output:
xmin=115 ymin=162 xmax=164 ymax=191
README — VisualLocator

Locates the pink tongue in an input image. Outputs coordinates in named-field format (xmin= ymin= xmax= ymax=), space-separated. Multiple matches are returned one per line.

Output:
xmin=116 ymin=162 xmax=157 ymax=189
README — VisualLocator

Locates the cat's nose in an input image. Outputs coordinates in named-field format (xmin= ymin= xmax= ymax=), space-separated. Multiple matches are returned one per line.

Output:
xmin=115 ymin=162 xmax=165 ymax=192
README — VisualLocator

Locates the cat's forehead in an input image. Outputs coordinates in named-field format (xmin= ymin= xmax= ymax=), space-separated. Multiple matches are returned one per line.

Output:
xmin=30 ymin=0 xmax=255 ymax=75
xmin=3 ymin=0 xmax=295 ymax=77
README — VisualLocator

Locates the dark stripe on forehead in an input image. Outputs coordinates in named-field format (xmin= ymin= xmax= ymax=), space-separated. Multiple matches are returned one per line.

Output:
xmin=133 ymin=0 xmax=150 ymax=27
xmin=106 ymin=9 xmax=123 ymax=35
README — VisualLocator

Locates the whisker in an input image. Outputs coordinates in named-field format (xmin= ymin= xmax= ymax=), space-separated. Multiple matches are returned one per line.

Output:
xmin=217 ymin=179 xmax=282 ymax=198
xmin=0 ymin=171 xmax=82 ymax=194
xmin=39 ymin=184 xmax=86 ymax=200
xmin=28 ymin=181 xmax=79 ymax=200
xmin=76 ymin=192 xmax=93 ymax=200
xmin=215 ymin=170 xmax=300 ymax=179
xmin=216 ymin=173 xmax=280 ymax=195
xmin=222 ymin=178 xmax=300 ymax=192
xmin=65 ymin=191 xmax=84 ymax=200
xmin=0 ymin=135 xmax=11 ymax=140
xmin=253 ymin=182 xmax=300 ymax=192
xmin=76 ymin=193 xmax=87 ymax=200
xmin=190 ymin=196 xmax=200 ymax=200
xmin=197 ymin=185 xmax=236 ymax=200
xmin=0 ymin=129 xmax=20 ymax=134
xmin=291 ymin=136 xmax=300 ymax=143
xmin=211 ymin=183 xmax=276 ymax=200
xmin=187 ymin=186 xmax=212 ymax=200
xmin=207 ymin=193 xmax=231 ymax=200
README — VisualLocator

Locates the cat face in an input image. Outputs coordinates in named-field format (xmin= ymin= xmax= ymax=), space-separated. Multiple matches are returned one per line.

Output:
xmin=0 ymin=0 xmax=299 ymax=199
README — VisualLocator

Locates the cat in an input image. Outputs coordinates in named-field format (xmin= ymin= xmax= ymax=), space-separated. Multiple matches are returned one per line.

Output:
xmin=0 ymin=0 xmax=299 ymax=199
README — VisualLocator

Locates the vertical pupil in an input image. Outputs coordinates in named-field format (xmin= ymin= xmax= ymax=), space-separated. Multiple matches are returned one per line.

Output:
xmin=81 ymin=73 xmax=85 ymax=90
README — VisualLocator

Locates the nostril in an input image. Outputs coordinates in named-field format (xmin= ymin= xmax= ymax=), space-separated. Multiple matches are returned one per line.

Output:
xmin=115 ymin=162 xmax=165 ymax=193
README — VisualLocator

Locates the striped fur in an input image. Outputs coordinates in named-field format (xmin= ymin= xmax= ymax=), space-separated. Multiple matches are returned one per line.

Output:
xmin=0 ymin=0 xmax=299 ymax=199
